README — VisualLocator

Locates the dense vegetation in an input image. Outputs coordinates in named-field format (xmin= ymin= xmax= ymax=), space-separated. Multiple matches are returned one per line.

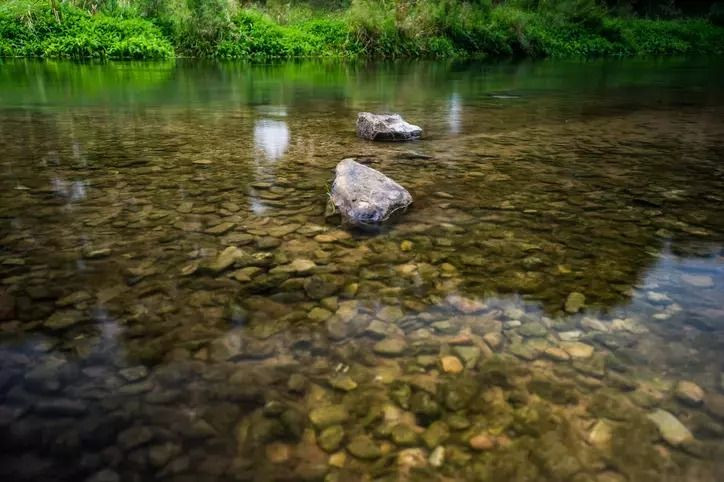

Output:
xmin=1 ymin=0 xmax=723 ymax=59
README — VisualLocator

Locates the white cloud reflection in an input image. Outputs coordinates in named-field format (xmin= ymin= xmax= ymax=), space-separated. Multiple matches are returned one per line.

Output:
xmin=254 ymin=119 xmax=289 ymax=161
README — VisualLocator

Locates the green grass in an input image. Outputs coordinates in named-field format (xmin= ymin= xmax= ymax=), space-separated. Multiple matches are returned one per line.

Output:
xmin=1 ymin=1 xmax=723 ymax=60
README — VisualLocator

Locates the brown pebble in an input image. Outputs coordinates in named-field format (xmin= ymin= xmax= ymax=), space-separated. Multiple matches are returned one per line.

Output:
xmin=469 ymin=434 xmax=495 ymax=450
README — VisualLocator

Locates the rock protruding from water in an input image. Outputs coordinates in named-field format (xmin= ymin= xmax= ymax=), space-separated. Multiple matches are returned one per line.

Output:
xmin=356 ymin=112 xmax=422 ymax=141
xmin=330 ymin=159 xmax=412 ymax=227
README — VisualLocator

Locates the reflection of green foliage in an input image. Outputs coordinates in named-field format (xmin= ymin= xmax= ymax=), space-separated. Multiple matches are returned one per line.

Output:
xmin=0 ymin=60 xmax=175 ymax=104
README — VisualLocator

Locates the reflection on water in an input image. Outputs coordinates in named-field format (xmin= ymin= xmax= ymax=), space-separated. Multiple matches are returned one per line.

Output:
xmin=254 ymin=118 xmax=290 ymax=161
xmin=448 ymin=93 xmax=462 ymax=135
xmin=0 ymin=58 xmax=723 ymax=482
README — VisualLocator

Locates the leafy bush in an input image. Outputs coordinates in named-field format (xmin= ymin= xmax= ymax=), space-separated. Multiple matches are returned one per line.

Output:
xmin=1 ymin=0 xmax=723 ymax=60
xmin=0 ymin=3 xmax=173 ymax=58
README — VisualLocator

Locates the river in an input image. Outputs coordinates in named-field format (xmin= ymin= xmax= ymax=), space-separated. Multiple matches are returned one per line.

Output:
xmin=1 ymin=58 xmax=723 ymax=481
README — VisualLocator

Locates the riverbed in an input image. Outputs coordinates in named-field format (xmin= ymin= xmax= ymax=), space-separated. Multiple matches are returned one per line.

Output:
xmin=1 ymin=58 xmax=723 ymax=481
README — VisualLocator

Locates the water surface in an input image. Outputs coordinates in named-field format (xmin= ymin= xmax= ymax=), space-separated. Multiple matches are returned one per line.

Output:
xmin=1 ymin=58 xmax=724 ymax=482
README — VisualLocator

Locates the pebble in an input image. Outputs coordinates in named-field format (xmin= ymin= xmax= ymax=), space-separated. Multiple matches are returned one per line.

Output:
xmin=543 ymin=347 xmax=571 ymax=362
xmin=675 ymin=380 xmax=704 ymax=406
xmin=373 ymin=338 xmax=407 ymax=356
xmin=422 ymin=421 xmax=449 ymax=449
xmin=56 ymin=291 xmax=91 ymax=307
xmin=377 ymin=305 xmax=404 ymax=323
xmin=148 ymin=442 xmax=182 ymax=468
xmin=205 ymin=222 xmax=235 ymax=235
xmin=265 ymin=442 xmax=292 ymax=463
xmin=397 ymin=448 xmax=427 ymax=469
xmin=564 ymin=292 xmax=586 ymax=313
xmin=440 ymin=355 xmax=464 ymax=374
xmin=429 ymin=446 xmax=445 ymax=467
xmin=329 ymin=374 xmax=357 ymax=392
xmin=646 ymin=291 xmax=671 ymax=304
xmin=328 ymin=451 xmax=346 ymax=468
xmin=318 ymin=425 xmax=345 ymax=452
xmin=119 ymin=366 xmax=149 ymax=382
xmin=518 ymin=322 xmax=547 ymax=337
xmin=447 ymin=295 xmax=486 ymax=314
xmin=346 ymin=435 xmax=381 ymax=459
xmin=205 ymin=246 xmax=243 ymax=273
xmin=44 ymin=310 xmax=83 ymax=330
xmin=453 ymin=346 xmax=480 ymax=366
xmin=558 ymin=330 xmax=582 ymax=341
xmin=309 ymin=405 xmax=349 ymax=429
xmin=469 ymin=433 xmax=495 ymax=450
xmin=560 ymin=341 xmax=594 ymax=359
xmin=588 ymin=419 xmax=613 ymax=448
xmin=581 ymin=317 xmax=609 ymax=332
xmin=308 ymin=307 xmax=333 ymax=322
xmin=681 ymin=274 xmax=714 ymax=288
xmin=390 ymin=424 xmax=419 ymax=446
xmin=647 ymin=409 xmax=693 ymax=446
xmin=483 ymin=332 xmax=503 ymax=350
xmin=117 ymin=426 xmax=153 ymax=450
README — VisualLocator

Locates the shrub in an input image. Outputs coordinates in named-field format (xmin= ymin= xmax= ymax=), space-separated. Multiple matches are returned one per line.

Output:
xmin=0 ymin=3 xmax=173 ymax=58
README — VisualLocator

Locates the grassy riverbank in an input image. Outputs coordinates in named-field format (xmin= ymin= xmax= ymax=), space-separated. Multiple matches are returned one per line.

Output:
xmin=1 ymin=1 xmax=724 ymax=60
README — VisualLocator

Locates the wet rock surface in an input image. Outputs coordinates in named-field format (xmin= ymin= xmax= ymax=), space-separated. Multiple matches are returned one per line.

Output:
xmin=356 ymin=112 xmax=422 ymax=141
xmin=329 ymin=158 xmax=413 ymax=227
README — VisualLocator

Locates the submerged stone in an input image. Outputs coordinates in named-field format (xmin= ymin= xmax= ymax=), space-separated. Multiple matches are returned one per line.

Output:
xmin=309 ymin=405 xmax=349 ymax=429
xmin=410 ymin=391 xmax=440 ymax=417
xmin=469 ymin=433 xmax=495 ymax=450
xmin=440 ymin=355 xmax=464 ymax=374
xmin=318 ymin=425 xmax=345 ymax=452
xmin=646 ymin=409 xmax=693 ymax=446
xmin=373 ymin=338 xmax=407 ymax=356
xmin=429 ymin=446 xmax=445 ymax=467
xmin=675 ymin=380 xmax=704 ymax=406
xmin=346 ymin=435 xmax=381 ymax=459
xmin=390 ymin=424 xmax=419 ymax=446
xmin=329 ymin=374 xmax=358 ymax=392
xmin=588 ymin=419 xmax=613 ymax=448
xmin=565 ymin=292 xmax=586 ymax=313
xmin=560 ymin=341 xmax=594 ymax=359
xmin=203 ymin=246 xmax=244 ymax=274
xmin=681 ymin=274 xmax=714 ymax=288
xmin=519 ymin=322 xmax=548 ymax=338
xmin=422 ymin=421 xmax=450 ymax=449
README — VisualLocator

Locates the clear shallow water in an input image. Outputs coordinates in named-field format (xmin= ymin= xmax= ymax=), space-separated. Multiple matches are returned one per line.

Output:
xmin=0 ymin=58 xmax=723 ymax=482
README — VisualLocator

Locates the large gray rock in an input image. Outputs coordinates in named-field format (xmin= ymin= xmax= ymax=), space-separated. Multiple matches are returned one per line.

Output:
xmin=330 ymin=159 xmax=412 ymax=227
xmin=356 ymin=112 xmax=422 ymax=141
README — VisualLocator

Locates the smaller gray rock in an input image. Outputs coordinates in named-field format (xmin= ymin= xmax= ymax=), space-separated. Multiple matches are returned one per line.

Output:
xmin=356 ymin=112 xmax=422 ymax=141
